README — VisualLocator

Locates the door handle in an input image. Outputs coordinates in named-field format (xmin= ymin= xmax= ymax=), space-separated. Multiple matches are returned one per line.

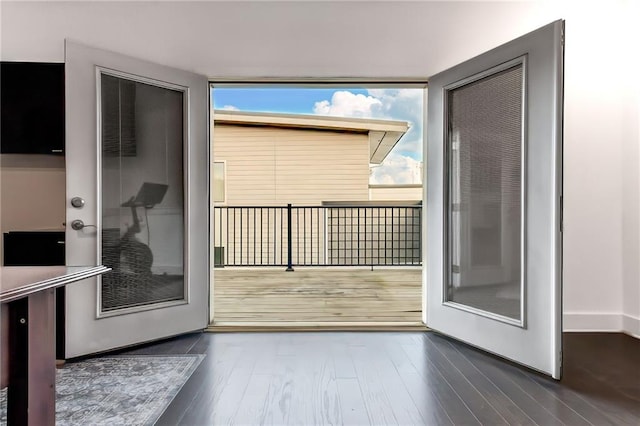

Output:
xmin=71 ymin=220 xmax=97 ymax=231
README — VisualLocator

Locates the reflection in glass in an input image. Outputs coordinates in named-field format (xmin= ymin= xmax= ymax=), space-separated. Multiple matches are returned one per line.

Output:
xmin=100 ymin=74 xmax=185 ymax=312
xmin=446 ymin=64 xmax=523 ymax=321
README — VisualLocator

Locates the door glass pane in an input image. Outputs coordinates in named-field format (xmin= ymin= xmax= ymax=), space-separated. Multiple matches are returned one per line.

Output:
xmin=446 ymin=63 xmax=523 ymax=321
xmin=100 ymin=74 xmax=185 ymax=312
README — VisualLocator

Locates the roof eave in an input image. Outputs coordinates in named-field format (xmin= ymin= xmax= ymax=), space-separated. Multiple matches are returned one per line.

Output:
xmin=369 ymin=130 xmax=406 ymax=164
xmin=213 ymin=109 xmax=408 ymax=134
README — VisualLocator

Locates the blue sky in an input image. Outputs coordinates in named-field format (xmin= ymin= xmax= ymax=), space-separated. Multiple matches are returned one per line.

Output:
xmin=213 ymin=88 xmax=369 ymax=115
xmin=211 ymin=87 xmax=424 ymax=184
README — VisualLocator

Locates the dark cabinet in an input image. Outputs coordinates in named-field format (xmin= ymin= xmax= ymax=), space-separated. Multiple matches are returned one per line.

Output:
xmin=1 ymin=62 xmax=65 ymax=155
xmin=3 ymin=231 xmax=66 ymax=359
xmin=3 ymin=231 xmax=65 ymax=266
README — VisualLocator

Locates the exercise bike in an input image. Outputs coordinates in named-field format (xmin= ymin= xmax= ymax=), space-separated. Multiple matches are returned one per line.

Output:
xmin=102 ymin=182 xmax=168 ymax=308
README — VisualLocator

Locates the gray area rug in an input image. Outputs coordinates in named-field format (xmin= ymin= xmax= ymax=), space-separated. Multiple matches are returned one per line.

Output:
xmin=0 ymin=354 xmax=204 ymax=425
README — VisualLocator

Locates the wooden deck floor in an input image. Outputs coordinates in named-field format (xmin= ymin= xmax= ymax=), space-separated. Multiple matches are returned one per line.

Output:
xmin=212 ymin=268 xmax=423 ymax=326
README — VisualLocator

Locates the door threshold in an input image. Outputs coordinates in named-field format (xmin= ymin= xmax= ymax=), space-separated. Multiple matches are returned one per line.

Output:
xmin=206 ymin=321 xmax=429 ymax=332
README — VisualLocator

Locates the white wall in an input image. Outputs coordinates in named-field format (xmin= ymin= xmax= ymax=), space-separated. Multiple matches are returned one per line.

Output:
xmin=1 ymin=0 xmax=638 ymax=335
xmin=545 ymin=1 xmax=639 ymax=335
xmin=621 ymin=51 xmax=640 ymax=337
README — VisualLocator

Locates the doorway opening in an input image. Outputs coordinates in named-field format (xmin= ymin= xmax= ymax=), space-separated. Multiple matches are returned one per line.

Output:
xmin=208 ymin=84 xmax=426 ymax=329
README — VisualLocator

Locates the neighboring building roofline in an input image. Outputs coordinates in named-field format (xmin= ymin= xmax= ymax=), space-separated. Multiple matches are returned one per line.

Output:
xmin=213 ymin=109 xmax=408 ymax=132
xmin=213 ymin=109 xmax=408 ymax=164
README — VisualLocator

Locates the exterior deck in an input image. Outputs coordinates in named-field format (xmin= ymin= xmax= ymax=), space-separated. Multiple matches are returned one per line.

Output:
xmin=211 ymin=267 xmax=423 ymax=327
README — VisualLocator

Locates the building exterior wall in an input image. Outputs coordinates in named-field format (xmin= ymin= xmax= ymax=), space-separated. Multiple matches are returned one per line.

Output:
xmin=212 ymin=123 xmax=371 ymax=266
xmin=369 ymin=185 xmax=423 ymax=201
xmin=211 ymin=123 xmax=422 ymax=267
xmin=213 ymin=123 xmax=370 ymax=206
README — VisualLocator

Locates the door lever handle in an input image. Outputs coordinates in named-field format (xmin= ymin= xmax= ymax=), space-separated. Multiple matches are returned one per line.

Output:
xmin=71 ymin=219 xmax=97 ymax=231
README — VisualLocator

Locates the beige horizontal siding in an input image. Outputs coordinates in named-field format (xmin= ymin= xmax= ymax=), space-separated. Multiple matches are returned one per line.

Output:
xmin=213 ymin=124 xmax=275 ymax=205
xmin=369 ymin=186 xmax=423 ymax=201
xmin=212 ymin=124 xmax=370 ymax=206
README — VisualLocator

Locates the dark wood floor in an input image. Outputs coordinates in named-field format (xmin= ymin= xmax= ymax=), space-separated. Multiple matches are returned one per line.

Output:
xmin=118 ymin=331 xmax=640 ymax=425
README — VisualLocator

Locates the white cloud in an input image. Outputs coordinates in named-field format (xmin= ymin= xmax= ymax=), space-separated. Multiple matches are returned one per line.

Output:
xmin=220 ymin=105 xmax=239 ymax=111
xmin=370 ymin=153 xmax=423 ymax=185
xmin=364 ymin=88 xmax=423 ymax=159
xmin=313 ymin=91 xmax=383 ymax=118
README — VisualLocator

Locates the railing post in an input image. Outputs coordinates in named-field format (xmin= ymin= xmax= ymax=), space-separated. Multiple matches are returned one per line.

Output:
xmin=286 ymin=203 xmax=294 ymax=271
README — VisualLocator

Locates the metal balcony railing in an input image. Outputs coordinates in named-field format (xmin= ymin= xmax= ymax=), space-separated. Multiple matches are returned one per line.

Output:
xmin=213 ymin=204 xmax=422 ymax=269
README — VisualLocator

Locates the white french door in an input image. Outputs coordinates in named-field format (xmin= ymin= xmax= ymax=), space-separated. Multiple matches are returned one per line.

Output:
xmin=426 ymin=21 xmax=564 ymax=378
xmin=64 ymin=41 xmax=209 ymax=358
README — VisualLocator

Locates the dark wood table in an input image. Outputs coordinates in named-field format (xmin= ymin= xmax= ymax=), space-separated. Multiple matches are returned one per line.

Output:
xmin=0 ymin=265 xmax=110 ymax=425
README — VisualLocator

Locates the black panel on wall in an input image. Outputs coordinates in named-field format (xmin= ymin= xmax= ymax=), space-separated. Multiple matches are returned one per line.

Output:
xmin=0 ymin=62 xmax=65 ymax=155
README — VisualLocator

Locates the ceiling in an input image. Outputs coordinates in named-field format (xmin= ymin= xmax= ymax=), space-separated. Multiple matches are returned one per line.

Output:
xmin=0 ymin=1 xmax=563 ymax=79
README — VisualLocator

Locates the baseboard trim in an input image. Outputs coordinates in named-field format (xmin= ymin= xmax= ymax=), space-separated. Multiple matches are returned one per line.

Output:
xmin=564 ymin=312 xmax=640 ymax=338
xmin=622 ymin=314 xmax=640 ymax=338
